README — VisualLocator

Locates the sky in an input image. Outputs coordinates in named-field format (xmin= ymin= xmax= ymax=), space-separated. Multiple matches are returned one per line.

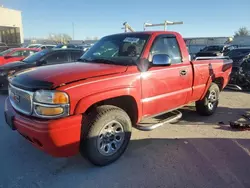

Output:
xmin=1 ymin=0 xmax=250 ymax=40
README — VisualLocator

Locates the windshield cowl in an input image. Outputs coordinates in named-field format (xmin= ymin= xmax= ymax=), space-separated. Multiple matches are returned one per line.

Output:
xmin=78 ymin=57 xmax=135 ymax=66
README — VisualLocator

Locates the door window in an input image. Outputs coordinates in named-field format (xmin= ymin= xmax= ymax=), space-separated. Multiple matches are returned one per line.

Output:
xmin=10 ymin=50 xmax=23 ymax=57
xmin=150 ymin=37 xmax=182 ymax=64
xmin=10 ymin=50 xmax=36 ymax=57
xmin=71 ymin=51 xmax=83 ymax=61
xmin=45 ymin=51 xmax=69 ymax=64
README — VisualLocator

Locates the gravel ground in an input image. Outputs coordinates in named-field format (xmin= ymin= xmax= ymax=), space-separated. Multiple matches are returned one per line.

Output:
xmin=0 ymin=90 xmax=249 ymax=188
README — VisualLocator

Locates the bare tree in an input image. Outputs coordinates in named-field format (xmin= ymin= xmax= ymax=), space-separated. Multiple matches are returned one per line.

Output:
xmin=234 ymin=27 xmax=250 ymax=37
xmin=85 ymin=36 xmax=92 ymax=40
xmin=48 ymin=33 xmax=72 ymax=44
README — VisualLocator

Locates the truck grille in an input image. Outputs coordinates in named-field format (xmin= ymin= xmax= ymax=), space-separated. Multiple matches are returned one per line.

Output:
xmin=9 ymin=84 xmax=34 ymax=115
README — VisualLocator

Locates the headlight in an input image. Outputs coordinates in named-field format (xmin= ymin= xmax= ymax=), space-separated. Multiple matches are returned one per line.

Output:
xmin=34 ymin=90 xmax=69 ymax=104
xmin=33 ymin=90 xmax=69 ymax=118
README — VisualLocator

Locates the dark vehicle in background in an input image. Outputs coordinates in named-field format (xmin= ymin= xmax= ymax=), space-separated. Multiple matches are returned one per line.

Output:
xmin=0 ymin=48 xmax=84 ymax=91
xmin=195 ymin=45 xmax=237 ymax=57
xmin=224 ymin=47 xmax=250 ymax=67
xmin=228 ymin=53 xmax=250 ymax=90
xmin=0 ymin=48 xmax=40 ymax=66
xmin=0 ymin=43 xmax=9 ymax=52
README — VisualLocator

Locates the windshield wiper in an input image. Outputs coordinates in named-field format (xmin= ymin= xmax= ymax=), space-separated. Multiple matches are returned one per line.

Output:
xmin=77 ymin=58 xmax=90 ymax=62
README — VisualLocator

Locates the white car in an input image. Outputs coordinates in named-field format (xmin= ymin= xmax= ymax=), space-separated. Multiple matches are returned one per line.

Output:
xmin=27 ymin=44 xmax=56 ymax=50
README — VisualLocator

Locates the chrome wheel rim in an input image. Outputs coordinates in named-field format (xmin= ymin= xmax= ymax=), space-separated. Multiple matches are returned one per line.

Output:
xmin=208 ymin=90 xmax=217 ymax=110
xmin=97 ymin=120 xmax=125 ymax=156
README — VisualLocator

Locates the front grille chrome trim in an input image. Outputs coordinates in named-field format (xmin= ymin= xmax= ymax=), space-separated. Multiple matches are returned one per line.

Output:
xmin=9 ymin=84 xmax=34 ymax=115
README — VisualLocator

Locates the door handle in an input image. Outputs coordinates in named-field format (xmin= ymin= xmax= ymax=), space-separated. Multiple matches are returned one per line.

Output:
xmin=180 ymin=70 xmax=187 ymax=76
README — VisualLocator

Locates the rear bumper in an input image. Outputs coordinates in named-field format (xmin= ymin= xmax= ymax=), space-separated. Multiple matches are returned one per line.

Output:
xmin=4 ymin=97 xmax=82 ymax=157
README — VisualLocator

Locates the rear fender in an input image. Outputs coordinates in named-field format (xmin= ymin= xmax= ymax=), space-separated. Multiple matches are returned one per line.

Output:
xmin=199 ymin=76 xmax=212 ymax=100
xmin=200 ymin=73 xmax=226 ymax=100
xmin=74 ymin=88 xmax=142 ymax=121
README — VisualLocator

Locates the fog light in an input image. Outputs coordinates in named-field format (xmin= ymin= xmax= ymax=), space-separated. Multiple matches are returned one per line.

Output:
xmin=35 ymin=106 xmax=64 ymax=116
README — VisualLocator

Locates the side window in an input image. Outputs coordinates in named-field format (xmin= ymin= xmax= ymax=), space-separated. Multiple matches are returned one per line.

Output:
xmin=22 ymin=50 xmax=33 ymax=57
xmin=71 ymin=51 xmax=83 ymax=61
xmin=10 ymin=51 xmax=23 ymax=57
xmin=29 ymin=50 xmax=37 ymax=56
xmin=45 ymin=52 xmax=69 ymax=64
xmin=150 ymin=37 xmax=182 ymax=64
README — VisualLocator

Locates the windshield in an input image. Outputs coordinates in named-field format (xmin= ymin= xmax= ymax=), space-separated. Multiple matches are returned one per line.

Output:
xmin=0 ymin=49 xmax=14 ymax=56
xmin=22 ymin=49 xmax=49 ymax=63
xmin=79 ymin=34 xmax=150 ymax=65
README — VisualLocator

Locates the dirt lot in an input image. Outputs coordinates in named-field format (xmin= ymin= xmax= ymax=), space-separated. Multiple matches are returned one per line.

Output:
xmin=0 ymin=90 xmax=249 ymax=188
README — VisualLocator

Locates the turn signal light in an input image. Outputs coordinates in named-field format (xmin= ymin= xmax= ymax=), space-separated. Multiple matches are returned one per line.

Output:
xmin=35 ymin=106 xmax=64 ymax=116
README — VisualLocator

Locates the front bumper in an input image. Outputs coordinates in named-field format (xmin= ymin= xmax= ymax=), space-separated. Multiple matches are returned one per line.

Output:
xmin=4 ymin=97 xmax=82 ymax=157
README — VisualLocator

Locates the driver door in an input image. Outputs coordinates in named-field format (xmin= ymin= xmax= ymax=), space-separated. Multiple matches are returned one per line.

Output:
xmin=141 ymin=35 xmax=193 ymax=117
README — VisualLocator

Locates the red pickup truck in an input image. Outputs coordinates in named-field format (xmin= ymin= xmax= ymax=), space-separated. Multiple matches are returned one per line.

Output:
xmin=5 ymin=31 xmax=232 ymax=166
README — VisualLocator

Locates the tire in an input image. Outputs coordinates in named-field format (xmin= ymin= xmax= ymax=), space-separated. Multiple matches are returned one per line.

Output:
xmin=80 ymin=105 xmax=132 ymax=166
xmin=195 ymin=83 xmax=220 ymax=116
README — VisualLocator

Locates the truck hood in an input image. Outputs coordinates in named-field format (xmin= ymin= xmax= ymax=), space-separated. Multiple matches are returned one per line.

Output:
xmin=0 ymin=56 xmax=5 ymax=65
xmin=10 ymin=62 xmax=128 ymax=91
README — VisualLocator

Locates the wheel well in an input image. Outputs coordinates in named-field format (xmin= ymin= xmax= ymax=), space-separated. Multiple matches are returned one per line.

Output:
xmin=85 ymin=96 xmax=138 ymax=125
xmin=213 ymin=77 xmax=224 ymax=91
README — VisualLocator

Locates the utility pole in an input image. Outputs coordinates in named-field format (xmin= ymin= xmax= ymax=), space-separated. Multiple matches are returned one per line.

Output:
xmin=72 ymin=22 xmax=75 ymax=40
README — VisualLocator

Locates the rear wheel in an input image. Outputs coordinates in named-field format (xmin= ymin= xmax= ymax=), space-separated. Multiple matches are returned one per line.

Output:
xmin=80 ymin=105 xmax=132 ymax=166
xmin=196 ymin=83 xmax=220 ymax=116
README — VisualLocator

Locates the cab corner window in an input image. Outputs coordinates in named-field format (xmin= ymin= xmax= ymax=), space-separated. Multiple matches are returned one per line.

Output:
xmin=150 ymin=37 xmax=182 ymax=64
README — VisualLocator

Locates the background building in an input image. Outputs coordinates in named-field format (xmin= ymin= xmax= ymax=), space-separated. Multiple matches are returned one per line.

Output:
xmin=0 ymin=6 xmax=23 ymax=46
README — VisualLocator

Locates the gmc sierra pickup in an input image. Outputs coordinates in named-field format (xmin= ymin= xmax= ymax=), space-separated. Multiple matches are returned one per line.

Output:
xmin=5 ymin=31 xmax=232 ymax=166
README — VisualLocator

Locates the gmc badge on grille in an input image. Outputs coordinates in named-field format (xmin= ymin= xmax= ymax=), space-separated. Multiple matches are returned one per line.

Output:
xmin=13 ymin=93 xmax=20 ymax=103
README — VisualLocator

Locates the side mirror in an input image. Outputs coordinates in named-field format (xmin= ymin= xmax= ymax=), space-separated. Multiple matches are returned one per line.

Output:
xmin=152 ymin=54 xmax=171 ymax=66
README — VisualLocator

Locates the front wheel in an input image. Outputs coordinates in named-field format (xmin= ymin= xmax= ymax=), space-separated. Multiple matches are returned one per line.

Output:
xmin=80 ymin=105 xmax=132 ymax=166
xmin=195 ymin=83 xmax=220 ymax=116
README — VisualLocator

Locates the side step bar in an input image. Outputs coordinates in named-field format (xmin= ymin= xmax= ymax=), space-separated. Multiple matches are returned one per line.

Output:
xmin=226 ymin=84 xmax=242 ymax=91
xmin=135 ymin=110 xmax=182 ymax=131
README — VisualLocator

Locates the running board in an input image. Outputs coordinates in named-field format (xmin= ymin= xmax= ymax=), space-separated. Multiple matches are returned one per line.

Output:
xmin=226 ymin=84 xmax=242 ymax=91
xmin=135 ymin=110 xmax=182 ymax=131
